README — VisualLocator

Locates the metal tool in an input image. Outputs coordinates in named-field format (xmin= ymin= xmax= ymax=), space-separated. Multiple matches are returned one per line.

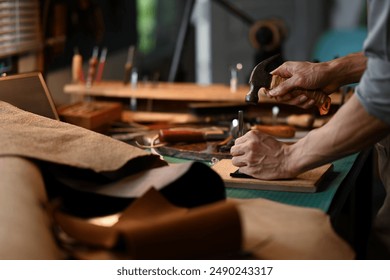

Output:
xmin=245 ymin=54 xmax=331 ymax=115
xmin=259 ymin=113 xmax=315 ymax=128
xmin=238 ymin=110 xmax=244 ymax=137
xmin=86 ymin=46 xmax=99 ymax=88
xmin=230 ymin=63 xmax=242 ymax=93
xmin=245 ymin=54 xmax=282 ymax=104
xmin=124 ymin=45 xmax=135 ymax=85
xmin=218 ymin=110 xmax=246 ymax=152
xmin=158 ymin=128 xmax=228 ymax=143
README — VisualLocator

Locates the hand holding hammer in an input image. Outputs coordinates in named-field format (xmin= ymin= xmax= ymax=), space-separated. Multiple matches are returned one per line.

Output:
xmin=245 ymin=55 xmax=331 ymax=115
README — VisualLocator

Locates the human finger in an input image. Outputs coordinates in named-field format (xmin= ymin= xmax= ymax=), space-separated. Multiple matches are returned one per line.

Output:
xmin=230 ymin=144 xmax=245 ymax=157
xmin=231 ymin=155 xmax=247 ymax=167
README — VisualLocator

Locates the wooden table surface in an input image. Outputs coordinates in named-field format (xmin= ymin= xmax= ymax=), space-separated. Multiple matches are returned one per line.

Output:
xmin=64 ymin=81 xmax=343 ymax=104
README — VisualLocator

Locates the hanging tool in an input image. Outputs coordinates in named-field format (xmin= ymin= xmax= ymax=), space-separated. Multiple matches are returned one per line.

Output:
xmin=86 ymin=46 xmax=99 ymax=88
xmin=72 ymin=47 xmax=84 ymax=83
xmin=95 ymin=47 xmax=107 ymax=83
xmin=158 ymin=128 xmax=228 ymax=143
xmin=238 ymin=110 xmax=244 ymax=137
xmin=124 ymin=45 xmax=135 ymax=85
xmin=245 ymin=54 xmax=331 ymax=115
xmin=260 ymin=113 xmax=315 ymax=128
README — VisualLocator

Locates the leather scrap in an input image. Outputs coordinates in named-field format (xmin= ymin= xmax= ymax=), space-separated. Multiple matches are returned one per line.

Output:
xmin=53 ymin=188 xmax=242 ymax=260
xmin=0 ymin=101 xmax=164 ymax=173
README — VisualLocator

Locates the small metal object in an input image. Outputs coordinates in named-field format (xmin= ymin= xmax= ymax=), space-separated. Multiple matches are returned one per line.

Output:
xmin=238 ymin=110 xmax=244 ymax=137
xmin=230 ymin=63 xmax=243 ymax=93
xmin=124 ymin=45 xmax=135 ymax=85
xmin=272 ymin=105 xmax=279 ymax=125
xmin=86 ymin=46 xmax=99 ymax=88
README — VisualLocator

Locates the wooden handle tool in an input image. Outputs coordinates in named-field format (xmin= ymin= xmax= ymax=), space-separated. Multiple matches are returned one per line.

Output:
xmin=285 ymin=114 xmax=314 ymax=128
xmin=158 ymin=129 xmax=227 ymax=143
xmin=251 ymin=124 xmax=296 ymax=138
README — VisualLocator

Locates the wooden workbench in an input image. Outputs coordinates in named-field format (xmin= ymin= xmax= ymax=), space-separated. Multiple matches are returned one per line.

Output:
xmin=64 ymin=81 xmax=344 ymax=104
xmin=64 ymin=81 xmax=251 ymax=102
xmin=64 ymin=81 xmax=346 ymax=125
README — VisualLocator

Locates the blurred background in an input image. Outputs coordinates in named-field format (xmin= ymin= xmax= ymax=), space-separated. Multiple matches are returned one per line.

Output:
xmin=0 ymin=0 xmax=367 ymax=106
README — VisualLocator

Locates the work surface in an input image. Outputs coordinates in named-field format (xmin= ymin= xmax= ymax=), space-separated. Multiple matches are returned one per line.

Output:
xmin=65 ymin=82 xmax=250 ymax=102
xmin=64 ymin=81 xmax=344 ymax=104
xmin=164 ymin=153 xmax=359 ymax=213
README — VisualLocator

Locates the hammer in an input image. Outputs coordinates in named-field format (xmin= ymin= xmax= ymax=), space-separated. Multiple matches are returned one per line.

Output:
xmin=245 ymin=55 xmax=331 ymax=115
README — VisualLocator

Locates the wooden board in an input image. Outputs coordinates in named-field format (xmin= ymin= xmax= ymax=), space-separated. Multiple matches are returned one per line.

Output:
xmin=64 ymin=81 xmax=344 ymax=104
xmin=58 ymin=101 xmax=122 ymax=132
xmin=212 ymin=159 xmax=333 ymax=193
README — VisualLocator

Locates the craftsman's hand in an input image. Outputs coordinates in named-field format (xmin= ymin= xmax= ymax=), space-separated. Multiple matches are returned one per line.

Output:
xmin=230 ymin=130 xmax=297 ymax=180
xmin=260 ymin=52 xmax=367 ymax=109
xmin=260 ymin=61 xmax=338 ymax=109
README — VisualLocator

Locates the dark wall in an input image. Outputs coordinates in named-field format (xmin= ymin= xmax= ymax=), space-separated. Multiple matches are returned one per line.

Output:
xmin=43 ymin=0 xmax=137 ymax=71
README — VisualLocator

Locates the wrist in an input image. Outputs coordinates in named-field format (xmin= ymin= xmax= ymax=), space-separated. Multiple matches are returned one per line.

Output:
xmin=283 ymin=143 xmax=305 ymax=178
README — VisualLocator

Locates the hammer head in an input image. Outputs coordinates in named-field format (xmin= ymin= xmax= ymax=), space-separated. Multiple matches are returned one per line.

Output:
xmin=245 ymin=54 xmax=283 ymax=104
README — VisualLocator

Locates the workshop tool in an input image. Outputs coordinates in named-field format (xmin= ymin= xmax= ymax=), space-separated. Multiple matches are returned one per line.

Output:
xmin=260 ymin=113 xmax=315 ymax=128
xmin=86 ymin=46 xmax=99 ymax=88
xmin=238 ymin=110 xmax=244 ymax=137
xmin=245 ymin=54 xmax=331 ymax=115
xmin=95 ymin=47 xmax=107 ymax=83
xmin=72 ymin=47 xmax=84 ymax=83
xmin=124 ymin=45 xmax=135 ymax=85
xmin=218 ymin=110 xmax=249 ymax=152
xmin=158 ymin=128 xmax=228 ymax=143
xmin=251 ymin=124 xmax=296 ymax=138
xmin=230 ymin=63 xmax=242 ymax=93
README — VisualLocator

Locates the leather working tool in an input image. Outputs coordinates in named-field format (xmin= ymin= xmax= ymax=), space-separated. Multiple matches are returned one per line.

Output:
xmin=86 ymin=46 xmax=99 ymax=88
xmin=260 ymin=113 xmax=315 ymax=128
xmin=251 ymin=124 xmax=295 ymax=138
xmin=158 ymin=128 xmax=228 ymax=143
xmin=123 ymin=45 xmax=135 ymax=85
xmin=245 ymin=54 xmax=331 ymax=115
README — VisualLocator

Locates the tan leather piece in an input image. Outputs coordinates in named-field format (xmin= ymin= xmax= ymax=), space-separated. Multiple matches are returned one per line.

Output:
xmin=0 ymin=101 xmax=163 ymax=173
xmin=233 ymin=198 xmax=355 ymax=260
xmin=0 ymin=156 xmax=64 ymax=259
xmin=53 ymin=188 xmax=242 ymax=260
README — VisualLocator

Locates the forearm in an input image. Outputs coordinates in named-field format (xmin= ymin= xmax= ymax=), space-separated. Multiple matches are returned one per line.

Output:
xmin=325 ymin=52 xmax=367 ymax=87
xmin=286 ymin=95 xmax=390 ymax=174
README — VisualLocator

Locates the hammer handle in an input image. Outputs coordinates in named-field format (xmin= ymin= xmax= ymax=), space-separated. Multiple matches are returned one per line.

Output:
xmin=270 ymin=75 xmax=331 ymax=115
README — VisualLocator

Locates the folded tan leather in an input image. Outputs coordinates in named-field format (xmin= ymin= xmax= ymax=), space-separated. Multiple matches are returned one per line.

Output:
xmin=0 ymin=101 xmax=164 ymax=173
xmin=52 ymin=188 xmax=241 ymax=260
xmin=234 ymin=198 xmax=355 ymax=260
xmin=0 ymin=156 xmax=64 ymax=259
